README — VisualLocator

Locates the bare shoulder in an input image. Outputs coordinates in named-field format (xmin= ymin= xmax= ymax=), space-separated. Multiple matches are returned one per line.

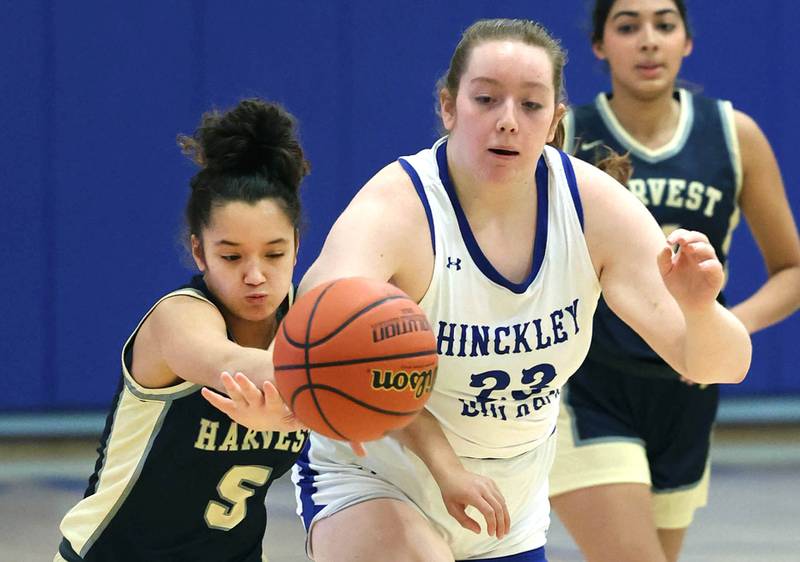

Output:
xmin=732 ymin=108 xmax=763 ymax=140
xmin=146 ymin=293 xmax=224 ymax=332
xmin=732 ymin=108 xmax=775 ymax=164
xmin=569 ymin=154 xmax=639 ymax=213
xmin=133 ymin=294 xmax=226 ymax=388
xmin=301 ymin=160 xmax=433 ymax=298
xmin=351 ymin=161 xmax=427 ymax=226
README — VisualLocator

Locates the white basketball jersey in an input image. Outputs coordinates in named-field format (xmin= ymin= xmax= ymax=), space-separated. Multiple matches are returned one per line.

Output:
xmin=399 ymin=138 xmax=601 ymax=458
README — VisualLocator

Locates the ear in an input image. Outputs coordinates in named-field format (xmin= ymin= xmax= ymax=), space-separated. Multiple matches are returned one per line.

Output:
xmin=683 ymin=36 xmax=694 ymax=57
xmin=592 ymin=40 xmax=606 ymax=61
xmin=439 ymin=88 xmax=456 ymax=132
xmin=191 ymin=234 xmax=207 ymax=272
xmin=547 ymin=103 xmax=568 ymax=142
xmin=293 ymin=230 xmax=300 ymax=266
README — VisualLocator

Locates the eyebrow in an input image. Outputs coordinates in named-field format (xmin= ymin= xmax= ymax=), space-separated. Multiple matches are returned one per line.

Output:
xmin=470 ymin=77 xmax=548 ymax=89
xmin=214 ymin=238 xmax=289 ymax=247
xmin=611 ymin=8 xmax=678 ymax=19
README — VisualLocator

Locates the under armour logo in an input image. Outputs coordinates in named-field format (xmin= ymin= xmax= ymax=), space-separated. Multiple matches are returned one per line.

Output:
xmin=447 ymin=257 xmax=462 ymax=270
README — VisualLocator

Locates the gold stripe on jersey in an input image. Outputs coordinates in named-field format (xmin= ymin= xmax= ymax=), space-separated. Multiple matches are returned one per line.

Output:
xmin=562 ymin=110 xmax=575 ymax=154
xmin=60 ymin=287 xmax=216 ymax=555
xmin=58 ymin=389 xmax=172 ymax=556
xmin=596 ymin=89 xmax=694 ymax=163
xmin=718 ymin=99 xmax=743 ymax=262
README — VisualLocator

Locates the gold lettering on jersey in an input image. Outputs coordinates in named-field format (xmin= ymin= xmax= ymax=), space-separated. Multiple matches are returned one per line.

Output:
xmin=273 ymin=431 xmax=306 ymax=453
xmin=686 ymin=182 xmax=704 ymax=210
xmin=218 ymin=422 xmax=240 ymax=451
xmin=193 ymin=418 xmax=307 ymax=453
xmin=241 ymin=428 xmax=260 ymax=450
xmin=194 ymin=418 xmax=220 ymax=451
xmin=666 ymin=179 xmax=686 ymax=207
xmin=370 ymin=368 xmax=436 ymax=399
xmin=627 ymin=178 xmax=724 ymax=217
xmin=703 ymin=186 xmax=723 ymax=217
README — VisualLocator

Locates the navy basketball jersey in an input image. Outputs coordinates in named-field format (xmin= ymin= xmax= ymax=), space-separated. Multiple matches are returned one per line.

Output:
xmin=58 ymin=276 xmax=306 ymax=562
xmin=564 ymin=89 xmax=742 ymax=377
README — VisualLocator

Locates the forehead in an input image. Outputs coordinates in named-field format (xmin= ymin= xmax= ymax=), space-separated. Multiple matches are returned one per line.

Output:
xmin=608 ymin=0 xmax=680 ymax=16
xmin=463 ymin=40 xmax=554 ymax=90
xmin=207 ymin=199 xmax=293 ymax=234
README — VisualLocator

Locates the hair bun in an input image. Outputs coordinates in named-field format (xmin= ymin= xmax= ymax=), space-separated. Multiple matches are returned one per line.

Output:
xmin=185 ymin=98 xmax=309 ymax=190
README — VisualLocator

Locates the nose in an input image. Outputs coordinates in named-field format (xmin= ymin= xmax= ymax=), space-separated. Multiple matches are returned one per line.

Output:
xmin=497 ymin=100 xmax=518 ymax=134
xmin=243 ymin=260 xmax=266 ymax=285
xmin=639 ymin=23 xmax=658 ymax=52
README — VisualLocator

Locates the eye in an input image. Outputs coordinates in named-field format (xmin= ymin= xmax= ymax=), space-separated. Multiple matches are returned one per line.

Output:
xmin=657 ymin=22 xmax=677 ymax=32
xmin=221 ymin=255 xmax=240 ymax=262
xmin=474 ymin=95 xmax=493 ymax=105
xmin=522 ymin=101 xmax=542 ymax=111
xmin=616 ymin=23 xmax=636 ymax=34
xmin=266 ymin=253 xmax=285 ymax=259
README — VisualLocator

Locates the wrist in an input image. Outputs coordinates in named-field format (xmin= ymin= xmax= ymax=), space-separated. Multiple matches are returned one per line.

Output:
xmin=425 ymin=450 xmax=464 ymax=483
xmin=678 ymin=300 xmax=718 ymax=322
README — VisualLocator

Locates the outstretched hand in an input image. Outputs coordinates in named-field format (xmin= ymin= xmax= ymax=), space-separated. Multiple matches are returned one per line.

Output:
xmin=201 ymin=371 xmax=305 ymax=432
xmin=657 ymin=229 xmax=724 ymax=312
xmin=438 ymin=467 xmax=510 ymax=539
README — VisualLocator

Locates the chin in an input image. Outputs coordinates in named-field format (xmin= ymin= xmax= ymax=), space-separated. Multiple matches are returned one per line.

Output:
xmin=237 ymin=307 xmax=274 ymax=323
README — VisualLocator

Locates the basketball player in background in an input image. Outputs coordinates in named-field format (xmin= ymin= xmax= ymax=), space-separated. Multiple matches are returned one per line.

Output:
xmin=548 ymin=1 xmax=800 ymax=561
xmin=208 ymin=18 xmax=751 ymax=561
xmin=55 ymin=98 xmax=308 ymax=562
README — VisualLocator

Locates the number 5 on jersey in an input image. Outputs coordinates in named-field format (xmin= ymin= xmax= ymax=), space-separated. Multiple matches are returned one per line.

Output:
xmin=205 ymin=465 xmax=273 ymax=531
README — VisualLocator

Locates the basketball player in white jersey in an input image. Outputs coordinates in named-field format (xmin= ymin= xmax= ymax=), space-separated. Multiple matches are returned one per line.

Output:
xmin=209 ymin=18 xmax=751 ymax=562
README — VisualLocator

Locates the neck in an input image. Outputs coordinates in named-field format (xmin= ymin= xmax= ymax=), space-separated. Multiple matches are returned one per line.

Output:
xmin=224 ymin=312 xmax=278 ymax=349
xmin=606 ymin=82 xmax=681 ymax=146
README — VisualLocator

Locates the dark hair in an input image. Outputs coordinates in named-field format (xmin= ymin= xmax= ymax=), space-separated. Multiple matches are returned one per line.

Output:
xmin=591 ymin=0 xmax=692 ymax=43
xmin=178 ymin=98 xmax=310 ymax=239
xmin=437 ymin=18 xmax=568 ymax=148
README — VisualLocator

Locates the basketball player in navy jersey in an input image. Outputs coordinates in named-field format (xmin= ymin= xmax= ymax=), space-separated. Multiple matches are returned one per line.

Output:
xmin=548 ymin=2 xmax=800 ymax=562
xmin=208 ymin=19 xmax=752 ymax=562
xmin=55 ymin=99 xmax=309 ymax=562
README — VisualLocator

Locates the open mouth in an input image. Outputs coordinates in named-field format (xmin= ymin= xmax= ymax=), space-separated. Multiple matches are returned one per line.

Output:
xmin=488 ymin=148 xmax=519 ymax=156
xmin=636 ymin=63 xmax=663 ymax=71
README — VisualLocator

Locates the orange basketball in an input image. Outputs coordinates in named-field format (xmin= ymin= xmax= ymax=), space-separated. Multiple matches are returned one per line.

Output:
xmin=273 ymin=277 xmax=438 ymax=442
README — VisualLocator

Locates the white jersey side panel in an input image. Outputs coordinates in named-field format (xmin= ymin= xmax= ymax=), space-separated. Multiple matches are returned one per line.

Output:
xmin=401 ymin=138 xmax=601 ymax=458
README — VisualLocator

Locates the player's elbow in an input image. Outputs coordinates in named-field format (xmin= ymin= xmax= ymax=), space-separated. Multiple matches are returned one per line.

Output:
xmin=710 ymin=345 xmax=752 ymax=385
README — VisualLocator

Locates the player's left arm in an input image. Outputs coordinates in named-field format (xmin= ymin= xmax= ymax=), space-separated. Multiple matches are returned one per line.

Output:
xmin=727 ymin=110 xmax=800 ymax=333
xmin=575 ymin=157 xmax=751 ymax=384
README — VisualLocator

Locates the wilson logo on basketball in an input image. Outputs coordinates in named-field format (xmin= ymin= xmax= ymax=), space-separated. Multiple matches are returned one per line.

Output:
xmin=370 ymin=368 xmax=437 ymax=399
xmin=371 ymin=314 xmax=431 ymax=343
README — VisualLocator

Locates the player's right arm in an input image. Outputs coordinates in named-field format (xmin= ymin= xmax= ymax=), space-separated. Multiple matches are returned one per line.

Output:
xmin=133 ymin=297 xmax=302 ymax=432
xmin=131 ymin=296 xmax=274 ymax=392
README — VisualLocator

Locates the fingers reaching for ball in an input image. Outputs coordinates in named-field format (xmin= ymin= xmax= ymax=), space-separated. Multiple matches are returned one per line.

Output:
xmin=349 ymin=441 xmax=367 ymax=457
xmin=201 ymin=371 xmax=306 ymax=433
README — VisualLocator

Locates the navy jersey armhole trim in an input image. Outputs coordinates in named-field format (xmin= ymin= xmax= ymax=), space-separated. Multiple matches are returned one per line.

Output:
xmin=59 ymin=538 xmax=83 ymax=561
xmin=398 ymin=158 xmax=436 ymax=256
xmin=559 ymin=150 xmax=584 ymax=230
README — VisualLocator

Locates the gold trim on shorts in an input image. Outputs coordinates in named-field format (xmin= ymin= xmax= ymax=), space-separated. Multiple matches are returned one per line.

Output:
xmin=550 ymin=400 xmax=710 ymax=528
